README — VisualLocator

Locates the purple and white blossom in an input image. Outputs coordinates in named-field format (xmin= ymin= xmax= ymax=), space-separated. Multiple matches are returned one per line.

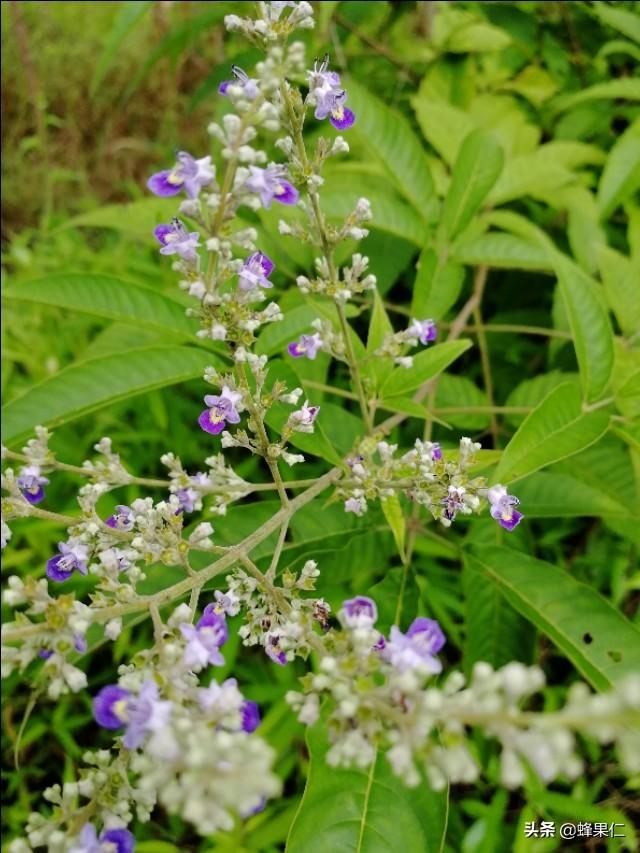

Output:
xmin=345 ymin=496 xmax=367 ymax=516
xmin=105 ymin=504 xmax=135 ymax=531
xmin=430 ymin=443 xmax=443 ymax=462
xmin=265 ymin=633 xmax=287 ymax=665
xmin=180 ymin=609 xmax=228 ymax=670
xmin=213 ymin=589 xmax=242 ymax=616
xmin=287 ymin=332 xmax=322 ymax=359
xmin=238 ymin=252 xmax=275 ymax=292
xmin=176 ymin=487 xmax=199 ymax=513
xmin=46 ymin=541 xmax=89 ymax=582
xmin=219 ymin=65 xmax=260 ymax=100
xmin=406 ymin=318 xmax=437 ymax=345
xmin=382 ymin=617 xmax=445 ymax=674
xmin=340 ymin=596 xmax=378 ymax=628
xmin=241 ymin=700 xmax=261 ymax=733
xmin=93 ymin=680 xmax=172 ymax=749
xmin=288 ymin=401 xmax=320 ymax=433
xmin=198 ymin=386 xmax=243 ymax=435
xmin=147 ymin=151 xmax=214 ymax=199
xmin=69 ymin=823 xmax=135 ymax=853
xmin=154 ymin=218 xmax=201 ymax=263
xmin=245 ymin=164 xmax=299 ymax=209
xmin=440 ymin=486 xmax=467 ymax=522
xmin=17 ymin=464 xmax=49 ymax=505
xmin=307 ymin=55 xmax=355 ymax=130
xmin=487 ymin=484 xmax=523 ymax=532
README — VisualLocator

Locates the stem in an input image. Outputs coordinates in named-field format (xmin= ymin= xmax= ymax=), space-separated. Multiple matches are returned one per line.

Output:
xmin=4 ymin=450 xmax=169 ymax=487
xmin=266 ymin=519 xmax=289 ymax=582
xmin=471 ymin=286 xmax=499 ymax=447
xmin=2 ymin=470 xmax=340 ymax=643
xmin=336 ymin=301 xmax=373 ymax=431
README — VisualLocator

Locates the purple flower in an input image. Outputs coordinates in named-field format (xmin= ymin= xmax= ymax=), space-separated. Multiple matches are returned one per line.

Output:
xmin=105 ymin=505 xmax=134 ymax=531
xmin=341 ymin=596 xmax=378 ymax=628
xmin=430 ymin=443 xmax=443 ymax=462
xmin=70 ymin=823 xmax=135 ymax=853
xmin=287 ymin=332 xmax=322 ymax=359
xmin=307 ymin=55 xmax=356 ymax=130
xmin=39 ymin=649 xmax=54 ymax=660
xmin=487 ymin=485 xmax=523 ymax=532
xmin=440 ymin=486 xmax=466 ymax=522
xmin=147 ymin=151 xmax=214 ymax=199
xmin=176 ymin=487 xmax=198 ymax=513
xmin=181 ymin=610 xmax=228 ymax=670
xmin=265 ymin=633 xmax=287 ymax=665
xmin=344 ymin=496 xmax=367 ymax=516
xmin=382 ymin=617 xmax=445 ymax=674
xmin=74 ymin=634 xmax=88 ymax=654
xmin=407 ymin=318 xmax=437 ymax=345
xmin=245 ymin=165 xmax=299 ymax=209
xmin=93 ymin=681 xmax=172 ymax=749
xmin=238 ymin=252 xmax=275 ymax=292
xmin=46 ymin=541 xmax=89 ymax=582
xmin=289 ymin=400 xmax=320 ymax=432
xmin=219 ymin=65 xmax=260 ymax=100
xmin=17 ymin=465 xmax=49 ymax=505
xmin=213 ymin=589 xmax=241 ymax=616
xmin=198 ymin=385 xmax=242 ymax=435
xmin=154 ymin=218 xmax=201 ymax=263
xmin=241 ymin=700 xmax=261 ymax=733
xmin=93 ymin=684 xmax=132 ymax=730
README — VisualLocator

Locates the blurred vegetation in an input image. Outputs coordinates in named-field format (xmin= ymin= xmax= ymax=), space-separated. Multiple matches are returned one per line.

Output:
xmin=2 ymin=1 xmax=640 ymax=851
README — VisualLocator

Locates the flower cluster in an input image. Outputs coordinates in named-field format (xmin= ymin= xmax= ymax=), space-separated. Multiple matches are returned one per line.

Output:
xmin=339 ymin=437 xmax=523 ymax=531
xmin=375 ymin=317 xmax=438 ymax=368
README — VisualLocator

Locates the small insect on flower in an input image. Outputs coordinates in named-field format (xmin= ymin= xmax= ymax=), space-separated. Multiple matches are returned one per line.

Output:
xmin=245 ymin=164 xmax=299 ymax=209
xmin=154 ymin=218 xmax=201 ymax=263
xmin=287 ymin=332 xmax=322 ymax=359
xmin=218 ymin=65 xmax=260 ymax=99
xmin=69 ymin=823 xmax=135 ymax=853
xmin=198 ymin=386 xmax=243 ymax=435
xmin=147 ymin=151 xmax=214 ymax=199
xmin=406 ymin=318 xmax=437 ymax=345
xmin=238 ymin=252 xmax=275 ymax=291
xmin=46 ymin=541 xmax=89 ymax=582
xmin=487 ymin=485 xmax=524 ymax=531
xmin=307 ymin=54 xmax=356 ymax=130
xmin=17 ymin=464 xmax=49 ymax=505
xmin=105 ymin=504 xmax=135 ymax=531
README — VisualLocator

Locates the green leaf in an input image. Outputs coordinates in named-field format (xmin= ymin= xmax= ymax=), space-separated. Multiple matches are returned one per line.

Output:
xmin=256 ymin=304 xmax=321 ymax=357
xmin=589 ymin=3 xmax=640 ymax=44
xmin=462 ymin=559 xmax=533 ymax=676
xmin=63 ymin=197 xmax=180 ymax=237
xmin=410 ymin=249 xmax=465 ymax=320
xmin=494 ymin=382 xmax=610 ymax=485
xmin=380 ymin=494 xmax=406 ymax=561
xmin=346 ymin=78 xmax=437 ymax=222
xmin=286 ymin=724 xmax=448 ymax=853
xmin=90 ymin=1 xmax=152 ymax=96
xmin=369 ymin=566 xmax=419 ymax=633
xmin=4 ymin=274 xmax=197 ymax=339
xmin=364 ymin=291 xmax=395 ymax=389
xmin=598 ymin=245 xmax=640 ymax=337
xmin=381 ymin=340 xmax=472 ymax=399
xmin=1 ymin=347 xmax=219 ymax=446
xmin=550 ymin=252 xmax=614 ymax=403
xmin=550 ymin=78 xmax=640 ymax=114
xmin=451 ymin=233 xmax=551 ymax=271
xmin=597 ymin=120 xmax=640 ymax=219
xmin=466 ymin=546 xmax=640 ymax=690
xmin=434 ymin=375 xmax=490 ymax=430
xmin=440 ymin=129 xmax=503 ymax=240
xmin=504 ymin=372 xmax=579 ymax=427
xmin=514 ymin=471 xmax=636 ymax=519
xmin=411 ymin=98 xmax=475 ymax=167
xmin=487 ymin=150 xmax=576 ymax=207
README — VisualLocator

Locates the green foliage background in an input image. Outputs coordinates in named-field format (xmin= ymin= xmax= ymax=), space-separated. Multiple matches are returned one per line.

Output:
xmin=2 ymin=1 xmax=640 ymax=851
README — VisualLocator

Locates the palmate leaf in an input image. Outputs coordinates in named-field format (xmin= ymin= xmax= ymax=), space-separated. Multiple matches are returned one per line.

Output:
xmin=465 ymin=546 xmax=640 ymax=691
xmin=4 ymin=274 xmax=197 ymax=339
xmin=1 ymin=347 xmax=221 ymax=446
xmin=286 ymin=723 xmax=448 ymax=853
xmin=494 ymin=381 xmax=610 ymax=485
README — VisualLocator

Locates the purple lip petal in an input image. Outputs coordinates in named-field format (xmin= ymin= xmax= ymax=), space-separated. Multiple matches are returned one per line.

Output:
xmin=499 ymin=509 xmax=523 ymax=531
xmin=100 ymin=828 xmax=136 ymax=853
xmin=256 ymin=252 xmax=274 ymax=277
xmin=46 ymin=554 xmax=74 ymax=582
xmin=198 ymin=409 xmax=226 ymax=435
xmin=241 ymin=700 xmax=261 ymax=733
xmin=154 ymin=223 xmax=173 ymax=245
xmin=274 ymin=181 xmax=299 ymax=205
xmin=147 ymin=170 xmax=183 ymax=197
xmin=288 ymin=342 xmax=304 ymax=357
xmin=22 ymin=486 xmax=45 ymax=505
xmin=93 ymin=684 xmax=131 ymax=729
xmin=330 ymin=107 xmax=356 ymax=130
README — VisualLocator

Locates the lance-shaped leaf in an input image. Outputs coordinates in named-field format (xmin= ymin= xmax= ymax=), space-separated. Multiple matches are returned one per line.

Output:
xmin=381 ymin=340 xmax=472 ymax=399
xmin=465 ymin=546 xmax=640 ymax=690
xmin=439 ymin=129 xmax=503 ymax=241
xmin=598 ymin=119 xmax=640 ymax=219
xmin=410 ymin=249 xmax=465 ymax=321
xmin=1 ymin=347 xmax=221 ymax=446
xmin=286 ymin=723 xmax=448 ymax=853
xmin=494 ymin=381 xmax=610 ymax=485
